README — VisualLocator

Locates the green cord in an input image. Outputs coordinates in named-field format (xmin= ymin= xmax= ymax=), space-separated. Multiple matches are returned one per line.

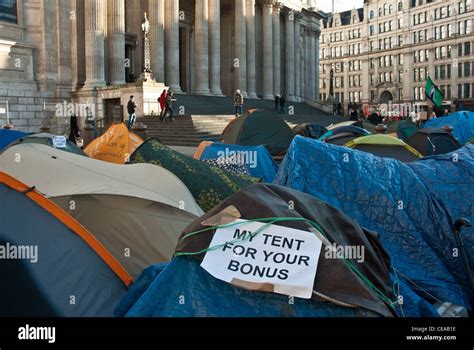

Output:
xmin=175 ymin=216 xmax=398 ymax=308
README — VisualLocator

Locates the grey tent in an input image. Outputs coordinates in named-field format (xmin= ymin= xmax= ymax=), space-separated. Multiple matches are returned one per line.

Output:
xmin=0 ymin=172 xmax=131 ymax=317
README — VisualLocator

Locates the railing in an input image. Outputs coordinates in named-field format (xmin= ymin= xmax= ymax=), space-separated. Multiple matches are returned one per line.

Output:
xmin=297 ymin=96 xmax=334 ymax=114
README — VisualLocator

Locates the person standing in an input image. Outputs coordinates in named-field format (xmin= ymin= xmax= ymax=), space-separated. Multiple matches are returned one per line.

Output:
xmin=68 ymin=113 xmax=80 ymax=145
xmin=127 ymin=96 xmax=138 ymax=129
xmin=158 ymin=89 xmax=167 ymax=121
xmin=234 ymin=90 xmax=244 ymax=117
xmin=279 ymin=95 xmax=286 ymax=114
xmin=275 ymin=94 xmax=280 ymax=112
xmin=162 ymin=90 xmax=176 ymax=122
xmin=85 ymin=106 xmax=97 ymax=138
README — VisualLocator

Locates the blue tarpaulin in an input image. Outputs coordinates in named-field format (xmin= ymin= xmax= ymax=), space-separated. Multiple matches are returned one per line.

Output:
xmin=274 ymin=136 xmax=473 ymax=309
xmin=423 ymin=111 xmax=474 ymax=145
xmin=0 ymin=129 xmax=28 ymax=151
xmin=199 ymin=143 xmax=279 ymax=183
xmin=115 ymin=256 xmax=438 ymax=317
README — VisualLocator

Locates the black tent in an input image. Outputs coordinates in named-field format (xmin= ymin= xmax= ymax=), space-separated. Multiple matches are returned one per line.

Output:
xmin=222 ymin=110 xmax=294 ymax=156
xmin=406 ymin=128 xmax=461 ymax=156
xmin=292 ymin=123 xmax=327 ymax=139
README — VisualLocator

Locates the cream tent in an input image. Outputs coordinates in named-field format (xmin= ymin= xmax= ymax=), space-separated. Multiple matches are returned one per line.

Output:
xmin=0 ymin=143 xmax=203 ymax=278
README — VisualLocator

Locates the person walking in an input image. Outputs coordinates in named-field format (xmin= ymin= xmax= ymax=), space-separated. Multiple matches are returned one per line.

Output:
xmin=162 ymin=90 xmax=176 ymax=122
xmin=234 ymin=89 xmax=244 ymax=117
xmin=127 ymin=95 xmax=138 ymax=129
xmin=279 ymin=95 xmax=286 ymax=114
xmin=158 ymin=89 xmax=167 ymax=121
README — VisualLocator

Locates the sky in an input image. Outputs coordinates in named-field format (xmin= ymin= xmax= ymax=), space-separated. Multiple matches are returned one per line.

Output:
xmin=317 ymin=0 xmax=365 ymax=13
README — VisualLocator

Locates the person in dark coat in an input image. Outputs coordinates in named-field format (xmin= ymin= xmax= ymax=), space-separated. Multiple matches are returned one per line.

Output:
xmin=279 ymin=95 xmax=286 ymax=114
xmin=162 ymin=90 xmax=176 ymax=122
xmin=68 ymin=113 xmax=80 ymax=145
xmin=275 ymin=95 xmax=280 ymax=112
xmin=127 ymin=96 xmax=138 ymax=129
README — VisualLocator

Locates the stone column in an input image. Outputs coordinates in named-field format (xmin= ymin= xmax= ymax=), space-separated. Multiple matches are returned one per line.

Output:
xmin=194 ymin=0 xmax=211 ymax=95
xmin=294 ymin=13 xmax=301 ymax=101
xmin=309 ymin=27 xmax=316 ymax=100
xmin=165 ymin=0 xmax=181 ymax=92
xmin=314 ymin=28 xmax=320 ymax=101
xmin=262 ymin=0 xmax=274 ymax=100
xmin=209 ymin=0 xmax=224 ymax=96
xmin=149 ymin=0 xmax=165 ymax=82
xmin=84 ymin=0 xmax=106 ymax=88
xmin=246 ymin=0 xmax=258 ymax=99
xmin=234 ymin=0 xmax=248 ymax=97
xmin=108 ymin=0 xmax=126 ymax=85
xmin=272 ymin=2 xmax=282 ymax=96
xmin=284 ymin=9 xmax=295 ymax=101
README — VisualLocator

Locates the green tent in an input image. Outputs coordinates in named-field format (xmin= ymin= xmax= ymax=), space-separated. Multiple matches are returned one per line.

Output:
xmin=221 ymin=110 xmax=294 ymax=156
xmin=130 ymin=138 xmax=260 ymax=211
xmin=7 ymin=133 xmax=87 ymax=157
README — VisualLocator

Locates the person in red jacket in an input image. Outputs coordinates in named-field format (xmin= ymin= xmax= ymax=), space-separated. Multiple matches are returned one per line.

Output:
xmin=158 ymin=89 xmax=167 ymax=121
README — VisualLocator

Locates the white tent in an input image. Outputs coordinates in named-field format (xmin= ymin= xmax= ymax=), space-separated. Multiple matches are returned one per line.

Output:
xmin=0 ymin=143 xmax=203 ymax=217
xmin=0 ymin=143 xmax=204 ymax=277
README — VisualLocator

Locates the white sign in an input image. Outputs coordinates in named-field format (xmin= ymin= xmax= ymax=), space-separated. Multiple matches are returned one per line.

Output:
xmin=0 ymin=108 xmax=6 ymax=114
xmin=200 ymin=219 xmax=323 ymax=299
xmin=52 ymin=136 xmax=67 ymax=149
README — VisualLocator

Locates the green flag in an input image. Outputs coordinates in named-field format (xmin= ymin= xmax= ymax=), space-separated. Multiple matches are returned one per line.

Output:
xmin=425 ymin=76 xmax=444 ymax=107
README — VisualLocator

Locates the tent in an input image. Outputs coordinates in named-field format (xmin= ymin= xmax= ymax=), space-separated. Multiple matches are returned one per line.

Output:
xmin=130 ymin=138 xmax=260 ymax=212
xmin=396 ymin=119 xmax=419 ymax=141
xmin=6 ymin=133 xmax=87 ymax=157
xmin=274 ymin=136 xmax=473 ymax=310
xmin=196 ymin=142 xmax=279 ymax=183
xmin=0 ymin=172 xmax=131 ymax=317
xmin=0 ymin=129 xmax=28 ymax=151
xmin=345 ymin=135 xmax=423 ymax=162
xmin=116 ymin=184 xmax=438 ymax=317
xmin=423 ymin=111 xmax=474 ymax=145
xmin=319 ymin=126 xmax=370 ymax=146
xmin=292 ymin=123 xmax=327 ymax=139
xmin=0 ymin=143 xmax=203 ymax=278
xmin=327 ymin=120 xmax=362 ymax=131
xmin=406 ymin=128 xmax=461 ymax=156
xmin=221 ymin=110 xmax=294 ymax=156
xmin=85 ymin=123 xmax=144 ymax=164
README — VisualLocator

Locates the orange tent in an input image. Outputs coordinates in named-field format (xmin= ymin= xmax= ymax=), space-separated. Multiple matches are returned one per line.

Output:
xmin=85 ymin=123 xmax=144 ymax=164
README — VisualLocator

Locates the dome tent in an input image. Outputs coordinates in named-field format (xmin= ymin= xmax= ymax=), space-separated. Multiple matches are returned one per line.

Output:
xmin=0 ymin=143 xmax=203 ymax=278
xmin=0 ymin=172 xmax=131 ymax=317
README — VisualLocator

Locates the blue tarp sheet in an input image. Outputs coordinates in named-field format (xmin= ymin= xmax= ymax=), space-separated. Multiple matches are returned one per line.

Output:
xmin=115 ymin=256 xmax=438 ymax=317
xmin=0 ymin=129 xmax=28 ymax=151
xmin=274 ymin=136 xmax=473 ymax=309
xmin=423 ymin=111 xmax=474 ymax=145
xmin=199 ymin=143 xmax=279 ymax=183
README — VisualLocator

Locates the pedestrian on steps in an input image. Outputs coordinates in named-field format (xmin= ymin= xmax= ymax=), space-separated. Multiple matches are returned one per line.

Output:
xmin=234 ymin=89 xmax=244 ymax=117
xmin=275 ymin=94 xmax=280 ymax=112
xmin=127 ymin=95 xmax=138 ymax=129
xmin=279 ymin=95 xmax=286 ymax=114
xmin=162 ymin=90 xmax=176 ymax=122
xmin=158 ymin=89 xmax=167 ymax=121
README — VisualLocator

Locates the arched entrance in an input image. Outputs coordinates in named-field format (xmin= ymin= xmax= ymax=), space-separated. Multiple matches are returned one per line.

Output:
xmin=380 ymin=91 xmax=393 ymax=104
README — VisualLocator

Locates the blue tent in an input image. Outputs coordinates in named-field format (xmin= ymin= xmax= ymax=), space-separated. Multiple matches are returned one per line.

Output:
xmin=274 ymin=136 xmax=472 ymax=309
xmin=408 ymin=145 xmax=474 ymax=262
xmin=199 ymin=143 xmax=279 ymax=183
xmin=0 ymin=129 xmax=28 ymax=151
xmin=423 ymin=111 xmax=474 ymax=145
xmin=116 ymin=257 xmax=438 ymax=317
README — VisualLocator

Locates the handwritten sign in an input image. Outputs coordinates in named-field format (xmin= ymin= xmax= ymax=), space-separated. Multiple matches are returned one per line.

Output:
xmin=52 ymin=136 xmax=67 ymax=149
xmin=200 ymin=219 xmax=322 ymax=299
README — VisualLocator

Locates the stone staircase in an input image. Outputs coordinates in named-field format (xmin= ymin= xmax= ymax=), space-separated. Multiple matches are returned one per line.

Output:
xmin=137 ymin=94 xmax=346 ymax=147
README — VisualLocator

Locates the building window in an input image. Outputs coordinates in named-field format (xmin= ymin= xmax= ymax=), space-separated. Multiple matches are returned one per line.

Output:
xmin=465 ymin=62 xmax=471 ymax=77
xmin=465 ymin=42 xmax=471 ymax=55
xmin=398 ymin=2 xmax=403 ymax=11
xmin=370 ymin=25 xmax=375 ymax=35
xmin=370 ymin=10 xmax=375 ymax=20
xmin=464 ymin=83 xmax=471 ymax=98
xmin=0 ymin=0 xmax=18 ymax=24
